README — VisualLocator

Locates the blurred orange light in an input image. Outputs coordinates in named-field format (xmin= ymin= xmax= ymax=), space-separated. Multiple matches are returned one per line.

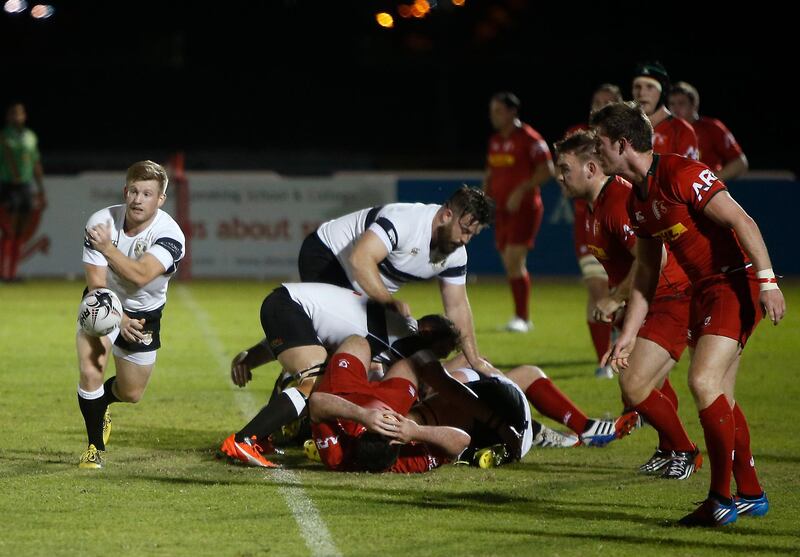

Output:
xmin=414 ymin=0 xmax=430 ymax=13
xmin=398 ymin=4 xmax=412 ymax=18
xmin=452 ymin=0 xmax=466 ymax=6
xmin=376 ymin=12 xmax=394 ymax=28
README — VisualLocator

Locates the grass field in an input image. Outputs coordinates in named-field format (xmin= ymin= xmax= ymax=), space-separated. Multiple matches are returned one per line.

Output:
xmin=1 ymin=278 xmax=799 ymax=556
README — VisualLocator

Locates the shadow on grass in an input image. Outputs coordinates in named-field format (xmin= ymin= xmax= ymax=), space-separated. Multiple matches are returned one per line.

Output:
xmin=483 ymin=527 xmax=800 ymax=554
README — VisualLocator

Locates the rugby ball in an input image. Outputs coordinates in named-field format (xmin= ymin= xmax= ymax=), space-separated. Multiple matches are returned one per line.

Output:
xmin=78 ymin=288 xmax=123 ymax=337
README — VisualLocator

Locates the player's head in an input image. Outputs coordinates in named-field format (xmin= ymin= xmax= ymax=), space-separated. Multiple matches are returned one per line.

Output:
xmin=353 ymin=431 xmax=400 ymax=472
xmin=126 ymin=160 xmax=169 ymax=194
xmin=591 ymin=84 xmax=623 ymax=113
xmin=417 ymin=314 xmax=462 ymax=358
xmin=123 ymin=160 xmax=169 ymax=225
xmin=435 ymin=187 xmax=494 ymax=255
xmin=554 ymin=130 xmax=606 ymax=199
xmin=6 ymin=102 xmax=26 ymax=127
xmin=589 ymin=102 xmax=653 ymax=174
xmin=391 ymin=314 xmax=461 ymax=360
xmin=489 ymin=91 xmax=521 ymax=131
xmin=632 ymin=61 xmax=670 ymax=116
xmin=668 ymin=81 xmax=700 ymax=121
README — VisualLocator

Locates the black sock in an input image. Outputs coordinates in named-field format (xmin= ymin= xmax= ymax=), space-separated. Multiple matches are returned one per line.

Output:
xmin=78 ymin=393 xmax=107 ymax=450
xmin=236 ymin=391 xmax=304 ymax=442
xmin=103 ymin=376 xmax=120 ymax=405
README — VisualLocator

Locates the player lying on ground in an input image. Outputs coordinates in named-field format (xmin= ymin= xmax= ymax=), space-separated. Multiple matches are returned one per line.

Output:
xmin=308 ymin=335 xmax=523 ymax=473
xmin=443 ymin=357 xmax=639 ymax=448
xmin=219 ymin=282 xmax=461 ymax=467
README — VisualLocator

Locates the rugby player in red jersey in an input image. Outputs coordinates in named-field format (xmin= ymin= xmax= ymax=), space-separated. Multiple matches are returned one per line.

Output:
xmin=668 ymin=81 xmax=749 ymax=180
xmin=483 ymin=92 xmax=554 ymax=333
xmin=591 ymin=102 xmax=785 ymax=527
xmin=632 ymin=62 xmax=699 ymax=160
xmin=308 ymin=336 xmax=522 ymax=473
xmin=565 ymin=84 xmax=624 ymax=377
xmin=555 ymin=130 xmax=699 ymax=479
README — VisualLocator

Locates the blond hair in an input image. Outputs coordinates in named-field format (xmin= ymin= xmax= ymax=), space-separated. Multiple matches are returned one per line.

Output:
xmin=126 ymin=160 xmax=169 ymax=194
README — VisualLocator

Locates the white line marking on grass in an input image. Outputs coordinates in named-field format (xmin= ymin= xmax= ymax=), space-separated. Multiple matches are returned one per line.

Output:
xmin=177 ymin=286 xmax=341 ymax=557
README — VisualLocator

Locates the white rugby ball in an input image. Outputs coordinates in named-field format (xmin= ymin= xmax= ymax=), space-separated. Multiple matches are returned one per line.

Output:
xmin=78 ymin=288 xmax=123 ymax=337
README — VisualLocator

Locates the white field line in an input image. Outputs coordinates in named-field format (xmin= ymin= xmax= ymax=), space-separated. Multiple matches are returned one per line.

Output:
xmin=177 ymin=286 xmax=342 ymax=557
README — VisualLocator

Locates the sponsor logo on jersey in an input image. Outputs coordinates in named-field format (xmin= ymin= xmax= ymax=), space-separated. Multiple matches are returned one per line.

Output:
xmin=652 ymin=200 xmax=668 ymax=220
xmin=653 ymin=222 xmax=688 ymax=242
xmin=338 ymin=359 xmax=349 ymax=368
xmin=133 ymin=238 xmax=149 ymax=258
xmin=587 ymin=244 xmax=608 ymax=260
xmin=488 ymin=153 xmax=516 ymax=167
xmin=635 ymin=211 xmax=645 ymax=223
xmin=692 ymin=169 xmax=718 ymax=201
xmin=315 ymin=436 xmax=339 ymax=450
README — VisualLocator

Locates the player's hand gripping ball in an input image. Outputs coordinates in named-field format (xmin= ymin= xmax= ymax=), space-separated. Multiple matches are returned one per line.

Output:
xmin=78 ymin=288 xmax=123 ymax=337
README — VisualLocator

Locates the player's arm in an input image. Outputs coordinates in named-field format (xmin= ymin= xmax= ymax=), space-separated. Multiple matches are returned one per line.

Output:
xmin=349 ymin=230 xmax=410 ymax=316
xmin=390 ymin=415 xmax=470 ymax=458
xmin=308 ymin=392 xmax=402 ymax=437
xmin=230 ymin=340 xmax=276 ymax=387
xmin=594 ymin=255 xmax=636 ymax=323
xmin=703 ymin=191 xmax=786 ymax=324
xmin=86 ymin=222 xmax=167 ymax=288
xmin=717 ymin=154 xmax=748 ymax=182
xmin=482 ymin=166 xmax=492 ymax=193
xmin=506 ymin=161 xmax=554 ymax=212
xmin=404 ymin=353 xmax=522 ymax=459
xmin=714 ymin=121 xmax=748 ymax=181
xmin=439 ymin=281 xmax=496 ymax=374
xmin=605 ymin=237 xmax=662 ymax=371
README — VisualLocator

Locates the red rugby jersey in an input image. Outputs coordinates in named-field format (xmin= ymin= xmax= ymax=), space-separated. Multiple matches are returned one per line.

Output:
xmin=486 ymin=123 xmax=551 ymax=208
xmin=626 ymin=154 xmax=748 ymax=283
xmin=692 ymin=116 xmax=744 ymax=173
xmin=653 ymin=116 xmax=699 ymax=160
xmin=586 ymin=175 xmax=690 ymax=296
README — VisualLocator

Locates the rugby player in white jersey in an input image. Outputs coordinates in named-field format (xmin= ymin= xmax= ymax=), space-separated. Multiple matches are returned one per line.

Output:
xmin=298 ymin=186 xmax=497 ymax=374
xmin=76 ymin=161 xmax=185 ymax=469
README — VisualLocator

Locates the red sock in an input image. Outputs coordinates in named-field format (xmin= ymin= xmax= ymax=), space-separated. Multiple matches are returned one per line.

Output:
xmin=7 ymin=237 xmax=22 ymax=280
xmin=525 ymin=377 xmax=588 ymax=434
xmin=0 ymin=237 xmax=12 ymax=280
xmin=732 ymin=403 xmax=762 ymax=497
xmin=699 ymin=395 xmax=735 ymax=500
xmin=634 ymin=389 xmax=693 ymax=451
xmin=660 ymin=377 xmax=679 ymax=412
xmin=509 ymin=273 xmax=530 ymax=321
xmin=588 ymin=321 xmax=612 ymax=363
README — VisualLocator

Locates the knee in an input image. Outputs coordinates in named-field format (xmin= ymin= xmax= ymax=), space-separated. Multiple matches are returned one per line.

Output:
xmin=116 ymin=387 xmax=145 ymax=403
xmin=525 ymin=365 xmax=546 ymax=381
xmin=687 ymin=372 xmax=718 ymax=399
xmin=619 ymin=370 xmax=649 ymax=404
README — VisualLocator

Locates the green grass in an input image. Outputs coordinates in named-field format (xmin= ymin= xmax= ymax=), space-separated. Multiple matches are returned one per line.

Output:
xmin=1 ymin=278 xmax=799 ymax=556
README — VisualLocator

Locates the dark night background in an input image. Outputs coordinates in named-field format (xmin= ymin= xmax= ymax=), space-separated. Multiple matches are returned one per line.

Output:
xmin=1 ymin=1 xmax=796 ymax=174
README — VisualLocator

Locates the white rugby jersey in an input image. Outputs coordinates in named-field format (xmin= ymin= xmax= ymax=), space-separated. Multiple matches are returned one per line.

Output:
xmin=282 ymin=282 xmax=416 ymax=360
xmin=82 ymin=205 xmax=185 ymax=312
xmin=315 ymin=203 xmax=468 ymax=294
